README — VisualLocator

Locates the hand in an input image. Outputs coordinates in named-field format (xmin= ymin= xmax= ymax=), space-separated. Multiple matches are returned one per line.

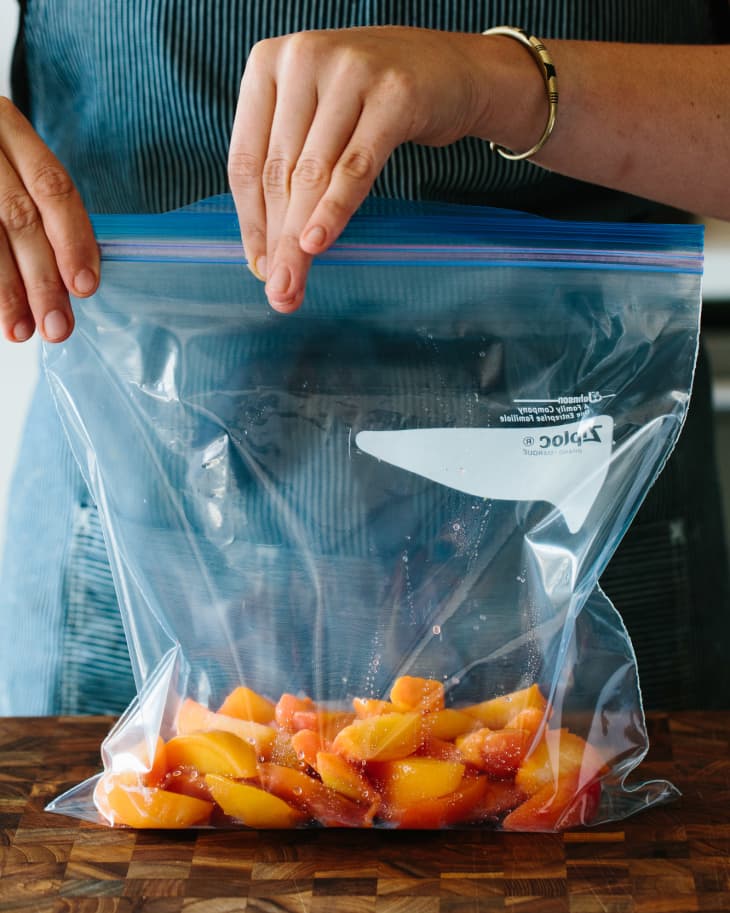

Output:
xmin=228 ymin=27 xmax=505 ymax=313
xmin=0 ymin=97 xmax=99 ymax=343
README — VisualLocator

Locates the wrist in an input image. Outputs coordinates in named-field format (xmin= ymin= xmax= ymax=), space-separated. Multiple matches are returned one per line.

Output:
xmin=462 ymin=31 xmax=552 ymax=158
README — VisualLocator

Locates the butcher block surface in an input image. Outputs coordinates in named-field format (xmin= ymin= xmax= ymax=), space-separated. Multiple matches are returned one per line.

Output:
xmin=0 ymin=712 xmax=728 ymax=912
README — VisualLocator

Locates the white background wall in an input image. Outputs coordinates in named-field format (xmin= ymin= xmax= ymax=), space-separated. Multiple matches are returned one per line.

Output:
xmin=0 ymin=0 xmax=36 ymax=561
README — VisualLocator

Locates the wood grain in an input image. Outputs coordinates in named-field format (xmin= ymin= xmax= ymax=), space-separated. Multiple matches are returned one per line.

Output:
xmin=0 ymin=713 xmax=728 ymax=912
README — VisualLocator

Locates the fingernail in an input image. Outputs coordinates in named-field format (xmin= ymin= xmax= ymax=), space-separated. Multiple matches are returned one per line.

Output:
xmin=73 ymin=268 xmax=97 ymax=296
xmin=302 ymin=225 xmax=326 ymax=250
xmin=247 ymin=255 xmax=267 ymax=282
xmin=43 ymin=309 xmax=69 ymax=341
xmin=12 ymin=319 xmax=34 ymax=342
xmin=266 ymin=264 xmax=291 ymax=297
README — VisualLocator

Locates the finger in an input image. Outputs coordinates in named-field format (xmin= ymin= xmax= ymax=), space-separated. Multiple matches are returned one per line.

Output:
xmin=300 ymin=99 xmax=406 ymax=258
xmin=0 ymin=148 xmax=74 ymax=342
xmin=228 ymin=43 xmax=276 ymax=282
xmin=265 ymin=89 xmax=363 ymax=313
xmin=0 ymin=98 xmax=99 ymax=300
xmin=0 ymin=228 xmax=33 ymax=342
xmin=260 ymin=50 xmax=319 ymax=309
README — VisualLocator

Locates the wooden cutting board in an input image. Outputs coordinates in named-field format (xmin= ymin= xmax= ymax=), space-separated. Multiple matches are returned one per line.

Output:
xmin=0 ymin=712 xmax=728 ymax=912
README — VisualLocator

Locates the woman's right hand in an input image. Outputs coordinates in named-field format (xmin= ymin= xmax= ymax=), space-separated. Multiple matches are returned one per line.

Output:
xmin=0 ymin=97 xmax=99 ymax=344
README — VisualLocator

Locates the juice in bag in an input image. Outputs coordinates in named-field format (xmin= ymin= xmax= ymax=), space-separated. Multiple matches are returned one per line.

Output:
xmin=44 ymin=197 xmax=702 ymax=829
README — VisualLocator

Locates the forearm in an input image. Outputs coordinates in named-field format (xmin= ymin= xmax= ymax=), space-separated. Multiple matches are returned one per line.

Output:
xmin=230 ymin=26 xmax=729 ymax=311
xmin=473 ymin=38 xmax=730 ymax=220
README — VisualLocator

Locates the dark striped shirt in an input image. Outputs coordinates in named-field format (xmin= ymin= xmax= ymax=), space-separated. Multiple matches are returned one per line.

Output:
xmin=16 ymin=0 xmax=726 ymax=217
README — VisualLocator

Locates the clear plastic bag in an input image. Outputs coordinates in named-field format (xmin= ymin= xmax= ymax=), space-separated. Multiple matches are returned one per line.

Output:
xmin=45 ymin=196 xmax=703 ymax=830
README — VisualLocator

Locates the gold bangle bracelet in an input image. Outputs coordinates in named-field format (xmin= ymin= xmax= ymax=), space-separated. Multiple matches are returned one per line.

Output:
xmin=481 ymin=25 xmax=558 ymax=161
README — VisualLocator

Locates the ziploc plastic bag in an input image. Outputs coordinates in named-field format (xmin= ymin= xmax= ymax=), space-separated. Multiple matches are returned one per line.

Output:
xmin=45 ymin=196 xmax=702 ymax=830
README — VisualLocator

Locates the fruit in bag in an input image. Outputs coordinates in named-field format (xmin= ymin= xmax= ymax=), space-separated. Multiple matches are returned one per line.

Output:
xmin=94 ymin=677 xmax=604 ymax=831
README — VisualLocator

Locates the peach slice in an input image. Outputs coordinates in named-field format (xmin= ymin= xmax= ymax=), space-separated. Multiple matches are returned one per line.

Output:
xmin=470 ymin=778 xmax=527 ymax=821
xmin=463 ymin=683 xmax=548 ymax=729
xmin=109 ymin=736 xmax=168 ymax=788
xmin=455 ymin=727 xmax=532 ymax=779
xmin=164 ymin=730 xmax=258 ymax=779
xmin=274 ymin=693 xmax=316 ymax=732
xmin=217 ymin=686 xmax=275 ymax=724
xmin=205 ymin=774 xmax=306 ymax=828
xmin=516 ymin=728 xmax=606 ymax=797
xmin=369 ymin=757 xmax=465 ymax=808
xmin=290 ymin=729 xmax=326 ymax=769
xmin=257 ymin=763 xmax=376 ymax=827
xmin=176 ymin=698 xmax=277 ymax=756
xmin=502 ymin=773 xmax=602 ymax=831
xmin=315 ymin=751 xmax=379 ymax=806
xmin=332 ymin=712 xmax=422 ymax=762
xmin=421 ymin=708 xmax=477 ymax=741
xmin=390 ymin=676 xmax=445 ymax=713
xmin=269 ymin=731 xmax=305 ymax=769
xmin=94 ymin=775 xmax=213 ymax=828
xmin=163 ymin=767 xmax=213 ymax=803
xmin=352 ymin=698 xmax=395 ymax=718
xmin=291 ymin=710 xmax=355 ymax=740
xmin=508 ymin=707 xmax=547 ymax=740
xmin=386 ymin=774 xmax=488 ymax=829
xmin=416 ymin=734 xmax=463 ymax=762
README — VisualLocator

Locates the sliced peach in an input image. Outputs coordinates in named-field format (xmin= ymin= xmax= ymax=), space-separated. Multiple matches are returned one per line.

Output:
xmin=421 ymin=708 xmax=477 ymax=741
xmin=163 ymin=767 xmax=213 ymax=803
xmin=217 ymin=686 xmax=275 ymax=724
xmin=315 ymin=751 xmax=379 ymax=806
xmin=291 ymin=710 xmax=355 ymax=740
xmin=205 ymin=774 xmax=306 ymax=828
xmin=176 ymin=698 xmax=277 ymax=756
xmin=516 ymin=729 xmax=606 ymax=797
xmin=258 ymin=762 xmax=375 ymax=827
xmin=470 ymin=778 xmax=527 ymax=821
xmin=416 ymin=734 xmax=463 ymax=762
xmin=290 ymin=729 xmax=326 ymax=769
xmin=390 ymin=676 xmax=445 ymax=713
xmin=176 ymin=697 xmax=211 ymax=734
xmin=110 ymin=736 xmax=168 ymax=788
xmin=269 ymin=731 xmax=305 ymax=769
xmin=502 ymin=773 xmax=602 ymax=831
xmin=370 ymin=757 xmax=465 ymax=808
xmin=463 ymin=684 xmax=548 ymax=729
xmin=353 ymin=698 xmax=395 ymax=718
xmin=274 ymin=693 xmax=316 ymax=732
xmin=508 ymin=707 xmax=547 ymax=740
xmin=455 ymin=728 xmax=532 ymax=779
xmin=332 ymin=712 xmax=422 ymax=762
xmin=386 ymin=774 xmax=488 ymax=829
xmin=164 ymin=731 xmax=258 ymax=779
xmin=93 ymin=774 xmax=213 ymax=828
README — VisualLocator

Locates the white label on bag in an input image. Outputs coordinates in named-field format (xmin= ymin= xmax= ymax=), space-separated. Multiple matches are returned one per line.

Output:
xmin=355 ymin=416 xmax=614 ymax=534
